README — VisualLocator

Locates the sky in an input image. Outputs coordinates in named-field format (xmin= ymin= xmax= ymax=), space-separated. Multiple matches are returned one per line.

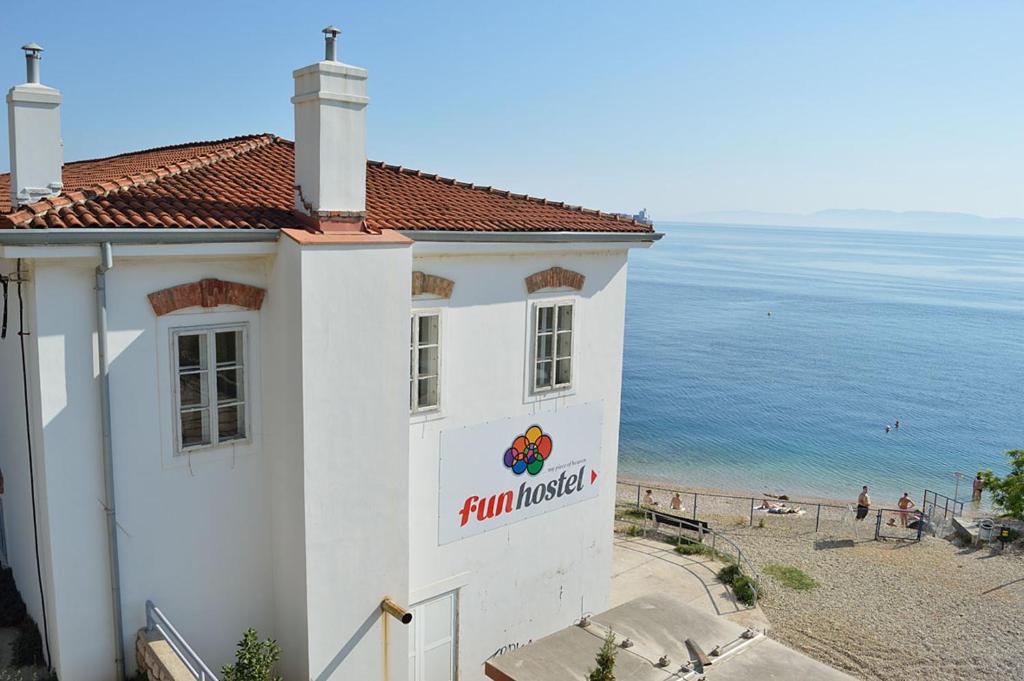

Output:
xmin=2 ymin=1 xmax=1023 ymax=221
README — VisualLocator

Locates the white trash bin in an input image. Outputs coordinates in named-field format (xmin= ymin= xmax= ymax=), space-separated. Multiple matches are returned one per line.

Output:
xmin=978 ymin=519 xmax=995 ymax=542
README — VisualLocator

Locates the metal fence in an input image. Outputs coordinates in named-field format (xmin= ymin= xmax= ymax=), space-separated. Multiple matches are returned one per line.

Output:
xmin=873 ymin=507 xmax=926 ymax=542
xmin=617 ymin=481 xmax=853 ymax=535
xmin=146 ymin=600 xmax=219 ymax=681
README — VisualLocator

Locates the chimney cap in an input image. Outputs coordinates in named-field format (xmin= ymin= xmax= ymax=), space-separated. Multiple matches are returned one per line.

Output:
xmin=21 ymin=43 xmax=44 ymax=54
xmin=322 ymin=26 xmax=341 ymax=37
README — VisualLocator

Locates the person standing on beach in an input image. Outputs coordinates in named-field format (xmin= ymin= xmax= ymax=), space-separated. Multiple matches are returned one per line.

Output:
xmin=897 ymin=492 xmax=916 ymax=527
xmin=670 ymin=492 xmax=683 ymax=511
xmin=972 ymin=473 xmax=984 ymax=502
xmin=856 ymin=486 xmax=871 ymax=521
xmin=643 ymin=489 xmax=658 ymax=507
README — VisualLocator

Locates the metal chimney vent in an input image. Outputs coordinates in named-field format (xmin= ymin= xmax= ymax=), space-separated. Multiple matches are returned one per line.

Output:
xmin=322 ymin=26 xmax=341 ymax=61
xmin=22 ymin=43 xmax=43 ymax=84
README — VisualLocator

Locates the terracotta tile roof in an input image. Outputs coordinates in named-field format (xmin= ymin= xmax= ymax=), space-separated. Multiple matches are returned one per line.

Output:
xmin=0 ymin=135 xmax=652 ymax=233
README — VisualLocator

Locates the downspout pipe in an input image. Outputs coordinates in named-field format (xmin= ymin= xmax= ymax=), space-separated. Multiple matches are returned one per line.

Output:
xmin=95 ymin=242 xmax=126 ymax=680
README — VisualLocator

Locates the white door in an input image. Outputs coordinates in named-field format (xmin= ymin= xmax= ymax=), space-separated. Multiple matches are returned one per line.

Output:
xmin=409 ymin=591 xmax=458 ymax=681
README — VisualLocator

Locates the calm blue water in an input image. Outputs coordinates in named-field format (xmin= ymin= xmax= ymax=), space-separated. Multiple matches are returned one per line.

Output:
xmin=619 ymin=223 xmax=1024 ymax=505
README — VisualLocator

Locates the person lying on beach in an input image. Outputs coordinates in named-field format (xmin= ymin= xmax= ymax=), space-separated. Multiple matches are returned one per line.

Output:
xmin=907 ymin=512 xmax=926 ymax=531
xmin=670 ymin=493 xmax=683 ymax=511
xmin=769 ymin=505 xmax=802 ymax=514
xmin=758 ymin=500 xmax=779 ymax=510
xmin=643 ymin=489 xmax=659 ymax=506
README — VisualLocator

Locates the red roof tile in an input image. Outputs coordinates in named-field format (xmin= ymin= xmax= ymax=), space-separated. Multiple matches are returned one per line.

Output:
xmin=0 ymin=135 xmax=652 ymax=233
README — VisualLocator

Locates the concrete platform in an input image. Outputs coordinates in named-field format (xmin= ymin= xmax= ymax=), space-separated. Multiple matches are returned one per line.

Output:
xmin=485 ymin=594 xmax=856 ymax=681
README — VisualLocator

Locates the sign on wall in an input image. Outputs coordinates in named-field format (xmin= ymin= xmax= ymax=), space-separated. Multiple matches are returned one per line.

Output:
xmin=438 ymin=402 xmax=604 ymax=545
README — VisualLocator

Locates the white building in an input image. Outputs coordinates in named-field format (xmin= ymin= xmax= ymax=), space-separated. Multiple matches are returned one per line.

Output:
xmin=0 ymin=31 xmax=658 ymax=681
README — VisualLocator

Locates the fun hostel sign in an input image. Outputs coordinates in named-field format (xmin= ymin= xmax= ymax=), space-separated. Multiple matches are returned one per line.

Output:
xmin=438 ymin=402 xmax=603 ymax=544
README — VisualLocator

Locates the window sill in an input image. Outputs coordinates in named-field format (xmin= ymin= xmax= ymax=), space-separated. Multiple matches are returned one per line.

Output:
xmin=525 ymin=385 xmax=577 ymax=404
xmin=410 ymin=408 xmax=446 ymax=425
xmin=166 ymin=436 xmax=257 ymax=469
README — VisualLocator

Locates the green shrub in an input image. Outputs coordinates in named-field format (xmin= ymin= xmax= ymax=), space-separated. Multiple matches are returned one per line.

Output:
xmin=763 ymin=564 xmax=818 ymax=591
xmin=757 ymin=517 xmax=766 ymax=529
xmin=980 ymin=450 xmax=1024 ymax=521
xmin=616 ymin=507 xmax=647 ymax=521
xmin=221 ymin=629 xmax=282 ymax=681
xmin=731 ymin=575 xmax=757 ymax=606
xmin=624 ymin=525 xmax=644 ymax=537
xmin=717 ymin=564 xmax=742 ymax=585
xmin=587 ymin=629 xmax=617 ymax=681
xmin=11 ymin=616 xmax=45 ymax=667
xmin=675 ymin=543 xmax=706 ymax=556
xmin=674 ymin=542 xmax=734 ymax=564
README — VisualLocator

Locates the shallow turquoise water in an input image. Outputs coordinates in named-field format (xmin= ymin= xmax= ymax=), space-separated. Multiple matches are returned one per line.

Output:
xmin=619 ymin=223 xmax=1024 ymax=505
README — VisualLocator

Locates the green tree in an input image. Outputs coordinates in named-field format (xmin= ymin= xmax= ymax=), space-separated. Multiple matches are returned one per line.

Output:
xmin=980 ymin=450 xmax=1024 ymax=521
xmin=588 ymin=630 xmax=617 ymax=681
xmin=221 ymin=628 xmax=282 ymax=681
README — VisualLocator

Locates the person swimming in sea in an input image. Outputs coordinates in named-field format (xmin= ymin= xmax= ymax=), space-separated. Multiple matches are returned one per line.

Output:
xmin=894 ymin=419 xmax=900 ymax=429
xmin=885 ymin=425 xmax=891 ymax=434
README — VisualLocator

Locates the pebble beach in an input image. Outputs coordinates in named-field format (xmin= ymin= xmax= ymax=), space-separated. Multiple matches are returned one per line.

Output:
xmin=616 ymin=478 xmax=1024 ymax=681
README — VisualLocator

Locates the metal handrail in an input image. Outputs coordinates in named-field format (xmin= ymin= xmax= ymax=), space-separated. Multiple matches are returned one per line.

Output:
xmin=922 ymin=488 xmax=964 ymax=522
xmin=616 ymin=509 xmax=762 ymax=607
xmin=145 ymin=600 xmax=219 ymax=681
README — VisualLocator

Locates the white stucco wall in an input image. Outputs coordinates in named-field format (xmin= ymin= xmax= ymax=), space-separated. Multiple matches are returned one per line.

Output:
xmin=298 ymin=240 xmax=412 ymax=681
xmin=104 ymin=254 xmax=276 ymax=675
xmin=406 ymin=244 xmax=632 ymax=679
xmin=262 ymin=237 xmax=309 ymax=681
xmin=1 ymin=236 xmax=639 ymax=681
xmin=0 ymin=258 xmax=58 ymax=668
xmin=18 ymin=251 xmax=277 ymax=681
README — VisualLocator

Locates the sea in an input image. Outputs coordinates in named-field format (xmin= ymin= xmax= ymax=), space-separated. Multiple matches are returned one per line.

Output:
xmin=618 ymin=222 xmax=1024 ymax=506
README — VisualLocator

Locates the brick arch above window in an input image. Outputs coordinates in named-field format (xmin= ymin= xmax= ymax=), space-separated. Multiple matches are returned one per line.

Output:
xmin=147 ymin=278 xmax=266 ymax=316
xmin=411 ymin=271 xmax=454 ymax=299
xmin=524 ymin=267 xmax=585 ymax=294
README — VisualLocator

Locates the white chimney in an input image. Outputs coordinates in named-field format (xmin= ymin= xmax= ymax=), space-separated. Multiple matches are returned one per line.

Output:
xmin=292 ymin=26 xmax=369 ymax=231
xmin=7 ymin=43 xmax=63 ymax=207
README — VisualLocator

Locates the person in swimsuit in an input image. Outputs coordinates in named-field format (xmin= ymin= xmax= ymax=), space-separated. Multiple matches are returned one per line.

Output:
xmin=670 ymin=493 xmax=683 ymax=511
xmin=897 ymin=492 xmax=916 ymax=527
xmin=856 ymin=486 xmax=871 ymax=521
xmin=643 ymin=489 xmax=658 ymax=507
xmin=972 ymin=474 xmax=984 ymax=502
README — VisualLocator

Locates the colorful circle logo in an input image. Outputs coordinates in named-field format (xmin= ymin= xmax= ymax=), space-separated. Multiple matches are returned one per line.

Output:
xmin=503 ymin=425 xmax=553 ymax=476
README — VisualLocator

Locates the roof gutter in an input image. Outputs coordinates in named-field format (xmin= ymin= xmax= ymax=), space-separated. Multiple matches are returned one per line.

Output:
xmin=0 ymin=229 xmax=282 ymax=246
xmin=398 ymin=230 xmax=663 ymax=243
xmin=0 ymin=228 xmax=663 ymax=246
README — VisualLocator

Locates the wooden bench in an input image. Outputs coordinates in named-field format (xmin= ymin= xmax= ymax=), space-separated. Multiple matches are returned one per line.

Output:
xmin=648 ymin=509 xmax=710 ymax=537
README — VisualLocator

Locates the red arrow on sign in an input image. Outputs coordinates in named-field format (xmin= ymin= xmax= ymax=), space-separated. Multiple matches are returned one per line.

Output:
xmin=591 ymin=469 xmax=598 ymax=485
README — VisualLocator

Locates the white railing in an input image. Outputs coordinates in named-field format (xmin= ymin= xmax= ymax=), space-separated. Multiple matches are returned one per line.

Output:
xmin=145 ymin=600 xmax=219 ymax=681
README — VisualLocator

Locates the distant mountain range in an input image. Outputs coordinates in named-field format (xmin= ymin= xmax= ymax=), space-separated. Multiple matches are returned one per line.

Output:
xmin=674 ymin=209 xmax=1024 ymax=236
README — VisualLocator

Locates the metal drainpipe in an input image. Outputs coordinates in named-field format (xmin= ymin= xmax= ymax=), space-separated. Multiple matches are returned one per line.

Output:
xmin=95 ymin=242 xmax=126 ymax=680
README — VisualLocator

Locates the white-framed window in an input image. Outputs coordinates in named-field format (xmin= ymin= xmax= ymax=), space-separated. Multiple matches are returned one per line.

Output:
xmin=172 ymin=324 xmax=249 ymax=452
xmin=533 ymin=301 xmax=573 ymax=392
xmin=411 ymin=311 xmax=441 ymax=412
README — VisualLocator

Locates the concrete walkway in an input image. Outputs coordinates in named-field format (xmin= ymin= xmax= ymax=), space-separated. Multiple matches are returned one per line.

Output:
xmin=610 ymin=536 xmax=770 ymax=633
